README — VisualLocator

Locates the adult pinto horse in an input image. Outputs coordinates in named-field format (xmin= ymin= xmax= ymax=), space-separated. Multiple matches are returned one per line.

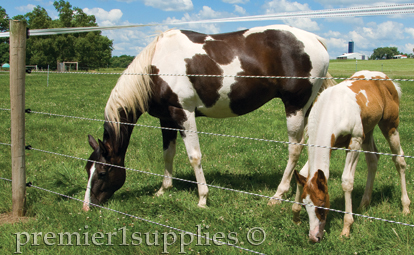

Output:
xmin=83 ymin=25 xmax=331 ymax=211
xmin=294 ymin=71 xmax=410 ymax=242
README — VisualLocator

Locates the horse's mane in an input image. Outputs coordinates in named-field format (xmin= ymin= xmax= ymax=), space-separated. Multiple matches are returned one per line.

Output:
xmin=104 ymin=32 xmax=164 ymax=137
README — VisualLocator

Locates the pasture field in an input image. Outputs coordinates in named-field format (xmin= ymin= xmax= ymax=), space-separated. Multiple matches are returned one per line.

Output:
xmin=1 ymin=61 xmax=414 ymax=254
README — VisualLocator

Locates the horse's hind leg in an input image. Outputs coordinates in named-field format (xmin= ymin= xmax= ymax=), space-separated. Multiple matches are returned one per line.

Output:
xmin=380 ymin=125 xmax=410 ymax=214
xmin=359 ymin=131 xmax=380 ymax=210
xmin=156 ymin=120 xmax=178 ymax=197
xmin=269 ymin=110 xmax=305 ymax=205
xmin=180 ymin=110 xmax=208 ymax=208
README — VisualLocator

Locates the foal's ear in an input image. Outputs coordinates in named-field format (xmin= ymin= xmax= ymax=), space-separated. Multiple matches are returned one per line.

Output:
xmin=294 ymin=170 xmax=307 ymax=187
xmin=316 ymin=169 xmax=328 ymax=193
xmin=88 ymin=135 xmax=99 ymax=150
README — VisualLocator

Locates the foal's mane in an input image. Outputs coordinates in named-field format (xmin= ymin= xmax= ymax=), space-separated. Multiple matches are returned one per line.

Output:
xmin=105 ymin=33 xmax=164 ymax=137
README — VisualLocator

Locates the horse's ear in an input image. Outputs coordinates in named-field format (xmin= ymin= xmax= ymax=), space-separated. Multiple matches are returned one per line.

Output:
xmin=316 ymin=169 xmax=328 ymax=193
xmin=98 ymin=139 xmax=108 ymax=156
xmin=98 ymin=139 xmax=113 ymax=157
xmin=88 ymin=135 xmax=99 ymax=150
xmin=294 ymin=170 xmax=307 ymax=187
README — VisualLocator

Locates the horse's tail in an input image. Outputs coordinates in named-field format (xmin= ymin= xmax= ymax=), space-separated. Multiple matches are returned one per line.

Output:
xmin=319 ymin=72 xmax=337 ymax=94
xmin=105 ymin=32 xmax=164 ymax=136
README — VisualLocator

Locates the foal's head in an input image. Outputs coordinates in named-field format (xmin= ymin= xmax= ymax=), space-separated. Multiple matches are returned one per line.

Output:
xmin=295 ymin=169 xmax=330 ymax=242
xmin=83 ymin=135 xmax=126 ymax=211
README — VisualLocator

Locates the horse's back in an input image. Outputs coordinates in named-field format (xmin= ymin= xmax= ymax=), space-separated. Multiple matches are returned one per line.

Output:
xmin=150 ymin=25 xmax=329 ymax=118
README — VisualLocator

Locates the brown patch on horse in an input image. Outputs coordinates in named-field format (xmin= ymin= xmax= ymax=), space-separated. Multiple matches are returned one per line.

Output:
xmin=331 ymin=133 xmax=352 ymax=149
xmin=148 ymin=66 xmax=187 ymax=125
xmin=185 ymin=54 xmax=223 ymax=108
xmin=228 ymin=30 xmax=314 ymax=116
xmin=181 ymin=30 xmax=207 ymax=44
xmin=303 ymin=170 xmax=330 ymax=221
xmin=347 ymin=75 xmax=400 ymax=137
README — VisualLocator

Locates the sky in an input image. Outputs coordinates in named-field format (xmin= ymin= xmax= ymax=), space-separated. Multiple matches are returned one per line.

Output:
xmin=2 ymin=0 xmax=414 ymax=59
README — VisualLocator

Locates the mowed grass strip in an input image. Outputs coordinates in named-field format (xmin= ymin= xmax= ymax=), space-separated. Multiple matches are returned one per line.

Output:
xmin=0 ymin=60 xmax=413 ymax=254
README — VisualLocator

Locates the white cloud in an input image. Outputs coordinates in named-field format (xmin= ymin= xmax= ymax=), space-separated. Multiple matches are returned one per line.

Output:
xmin=358 ymin=21 xmax=404 ymax=41
xmin=222 ymin=0 xmax=249 ymax=4
xmin=263 ymin=0 xmax=311 ymax=13
xmin=142 ymin=0 xmax=193 ymax=12
xmin=283 ymin=18 xmax=320 ymax=31
xmin=83 ymin=8 xmax=123 ymax=26
xmin=406 ymin=27 xmax=414 ymax=38
xmin=16 ymin=4 xmax=36 ymax=13
xmin=262 ymin=0 xmax=319 ymax=31
xmin=234 ymin=5 xmax=246 ymax=15
xmin=314 ymin=0 xmax=411 ymax=6
xmin=326 ymin=37 xmax=347 ymax=51
xmin=403 ymin=43 xmax=414 ymax=54
xmin=164 ymin=6 xmax=233 ymax=34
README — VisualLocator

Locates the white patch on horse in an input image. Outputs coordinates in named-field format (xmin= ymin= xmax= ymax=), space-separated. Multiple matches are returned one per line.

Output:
xmin=358 ymin=89 xmax=369 ymax=106
xmin=197 ymin=56 xmax=243 ymax=117
xmin=303 ymin=194 xmax=319 ymax=233
xmin=83 ymin=163 xmax=96 ymax=211
xmin=152 ymin=30 xmax=206 ymax=109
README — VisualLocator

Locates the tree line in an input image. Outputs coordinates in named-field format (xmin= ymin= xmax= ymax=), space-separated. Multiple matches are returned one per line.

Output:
xmin=1 ymin=1 xmax=114 ymax=70
xmin=369 ymin=46 xmax=413 ymax=60
xmin=1 ymin=2 xmax=413 ymax=70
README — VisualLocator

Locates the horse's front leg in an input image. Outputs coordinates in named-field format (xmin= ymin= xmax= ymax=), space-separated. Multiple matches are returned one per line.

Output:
xmin=156 ymin=120 xmax=178 ymax=197
xmin=180 ymin=110 xmax=208 ymax=208
xmin=269 ymin=111 xmax=305 ymax=205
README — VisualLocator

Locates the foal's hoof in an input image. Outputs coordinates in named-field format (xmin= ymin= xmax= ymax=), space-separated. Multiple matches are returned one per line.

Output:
xmin=155 ymin=190 xmax=165 ymax=197
xmin=268 ymin=197 xmax=281 ymax=206
xmin=403 ymin=208 xmax=410 ymax=215
xmin=197 ymin=203 xmax=208 ymax=209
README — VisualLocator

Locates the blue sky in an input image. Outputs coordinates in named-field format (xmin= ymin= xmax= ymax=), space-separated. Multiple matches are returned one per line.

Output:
xmin=2 ymin=0 xmax=414 ymax=58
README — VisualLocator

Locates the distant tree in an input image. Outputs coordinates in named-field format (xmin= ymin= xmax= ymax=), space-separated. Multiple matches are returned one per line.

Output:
xmin=3 ymin=1 xmax=113 ymax=70
xmin=110 ymin=55 xmax=135 ymax=68
xmin=370 ymin=47 xmax=399 ymax=60
xmin=0 ymin=6 xmax=9 ymax=64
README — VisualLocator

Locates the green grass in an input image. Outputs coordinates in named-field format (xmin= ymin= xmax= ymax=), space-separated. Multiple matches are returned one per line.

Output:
xmin=328 ymin=58 xmax=414 ymax=78
xmin=1 ymin=61 xmax=414 ymax=254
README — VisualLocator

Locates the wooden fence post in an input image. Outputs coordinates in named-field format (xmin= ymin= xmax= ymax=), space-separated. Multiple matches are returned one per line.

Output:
xmin=10 ymin=20 xmax=27 ymax=217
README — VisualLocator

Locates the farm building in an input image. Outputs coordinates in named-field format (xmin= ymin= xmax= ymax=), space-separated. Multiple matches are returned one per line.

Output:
xmin=336 ymin=52 xmax=366 ymax=60
xmin=393 ymin=54 xmax=408 ymax=59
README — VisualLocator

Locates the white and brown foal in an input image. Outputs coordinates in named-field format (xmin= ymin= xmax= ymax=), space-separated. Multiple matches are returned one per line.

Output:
xmin=294 ymin=70 xmax=410 ymax=242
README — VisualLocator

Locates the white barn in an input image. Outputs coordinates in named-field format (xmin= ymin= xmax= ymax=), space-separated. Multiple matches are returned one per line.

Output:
xmin=337 ymin=52 xmax=366 ymax=60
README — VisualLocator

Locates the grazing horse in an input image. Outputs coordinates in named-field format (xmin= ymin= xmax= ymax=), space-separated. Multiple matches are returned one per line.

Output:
xmin=83 ymin=24 xmax=332 ymax=211
xmin=293 ymin=70 xmax=410 ymax=242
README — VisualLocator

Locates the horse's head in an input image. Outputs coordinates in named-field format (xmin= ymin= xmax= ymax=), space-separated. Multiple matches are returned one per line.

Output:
xmin=295 ymin=169 xmax=330 ymax=243
xmin=83 ymin=135 xmax=126 ymax=211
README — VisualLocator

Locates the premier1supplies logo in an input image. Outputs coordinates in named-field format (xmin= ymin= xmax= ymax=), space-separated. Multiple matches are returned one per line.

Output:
xmin=14 ymin=225 xmax=266 ymax=253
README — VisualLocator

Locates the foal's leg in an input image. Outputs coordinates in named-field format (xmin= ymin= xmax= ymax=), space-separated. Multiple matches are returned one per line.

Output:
xmin=359 ymin=131 xmax=380 ymax=209
xmin=156 ymin=120 xmax=178 ymax=197
xmin=381 ymin=127 xmax=410 ymax=214
xmin=340 ymin=137 xmax=362 ymax=238
xmin=269 ymin=110 xmax=305 ymax=205
xmin=180 ymin=110 xmax=208 ymax=208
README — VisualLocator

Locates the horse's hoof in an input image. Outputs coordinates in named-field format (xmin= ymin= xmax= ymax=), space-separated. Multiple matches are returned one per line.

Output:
xmin=82 ymin=203 xmax=90 ymax=212
xmin=340 ymin=230 xmax=350 ymax=239
xmin=267 ymin=198 xmax=281 ymax=206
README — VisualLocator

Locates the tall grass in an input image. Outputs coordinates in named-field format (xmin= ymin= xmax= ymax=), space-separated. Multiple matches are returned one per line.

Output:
xmin=0 ymin=61 xmax=414 ymax=254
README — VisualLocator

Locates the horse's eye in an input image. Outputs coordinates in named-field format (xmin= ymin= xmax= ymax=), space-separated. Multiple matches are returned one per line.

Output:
xmin=98 ymin=172 xmax=106 ymax=179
